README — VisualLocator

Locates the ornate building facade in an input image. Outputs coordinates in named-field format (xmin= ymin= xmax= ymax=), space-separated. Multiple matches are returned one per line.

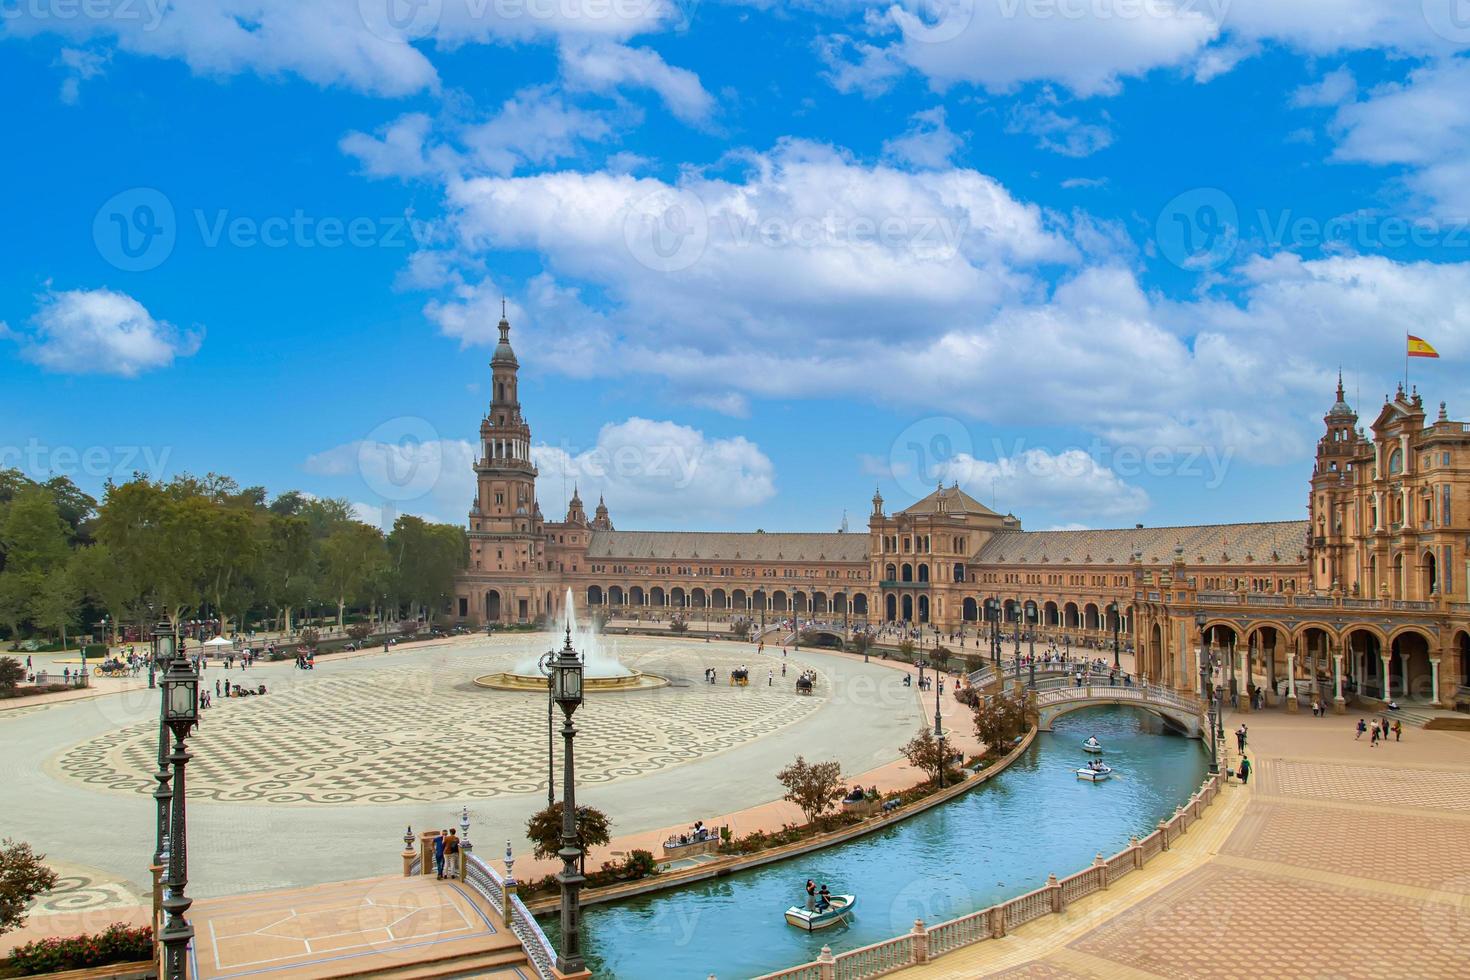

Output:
xmin=454 ymin=319 xmax=1470 ymax=711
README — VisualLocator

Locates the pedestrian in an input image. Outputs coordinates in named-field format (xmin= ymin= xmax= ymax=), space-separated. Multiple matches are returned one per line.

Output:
xmin=1235 ymin=724 xmax=1247 ymax=752
xmin=1393 ymin=720 xmax=1402 ymax=742
xmin=445 ymin=829 xmax=460 ymax=877
xmin=768 ymin=669 xmax=774 ymax=686
xmin=781 ymin=663 xmax=787 ymax=677
xmin=1237 ymin=756 xmax=1252 ymax=785
xmin=1370 ymin=723 xmax=1380 ymax=748
xmin=1355 ymin=718 xmax=1366 ymax=740
xmin=215 ymin=679 xmax=221 ymax=698
xmin=434 ymin=830 xmax=447 ymax=879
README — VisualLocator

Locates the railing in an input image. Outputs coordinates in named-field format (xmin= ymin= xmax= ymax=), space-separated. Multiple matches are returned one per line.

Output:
xmin=1392 ymin=600 xmax=1434 ymax=611
xmin=1034 ymin=682 xmax=1198 ymax=715
xmin=462 ymin=853 xmax=504 ymax=914
xmin=509 ymin=894 xmax=558 ymax=980
xmin=461 ymin=854 xmax=554 ymax=980
xmin=834 ymin=936 xmax=914 ymax=980
xmin=927 ymin=909 xmax=990 ymax=956
xmin=753 ymin=773 xmax=1224 ymax=980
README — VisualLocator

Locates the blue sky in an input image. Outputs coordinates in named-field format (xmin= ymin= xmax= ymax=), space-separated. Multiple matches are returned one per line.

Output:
xmin=4 ymin=1 xmax=1470 ymax=534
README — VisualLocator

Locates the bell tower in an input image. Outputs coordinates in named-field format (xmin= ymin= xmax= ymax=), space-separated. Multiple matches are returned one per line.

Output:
xmin=1309 ymin=371 xmax=1359 ymax=593
xmin=474 ymin=311 xmax=539 ymax=535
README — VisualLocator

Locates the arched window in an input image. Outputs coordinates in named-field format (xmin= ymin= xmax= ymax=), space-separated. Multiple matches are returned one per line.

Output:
xmin=1389 ymin=449 xmax=1403 ymax=474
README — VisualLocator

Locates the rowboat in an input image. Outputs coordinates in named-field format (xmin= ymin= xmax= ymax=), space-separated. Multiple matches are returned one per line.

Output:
xmin=1075 ymin=763 xmax=1113 ymax=782
xmin=1082 ymin=736 xmax=1103 ymax=754
xmin=785 ymin=895 xmax=857 ymax=930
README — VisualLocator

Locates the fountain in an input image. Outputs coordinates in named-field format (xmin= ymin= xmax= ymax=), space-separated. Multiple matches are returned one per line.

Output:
xmin=475 ymin=589 xmax=669 ymax=692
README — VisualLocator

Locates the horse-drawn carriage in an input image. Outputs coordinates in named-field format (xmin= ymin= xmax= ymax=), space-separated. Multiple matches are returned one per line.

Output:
xmin=730 ymin=668 xmax=750 ymax=687
xmin=796 ymin=675 xmax=814 ymax=695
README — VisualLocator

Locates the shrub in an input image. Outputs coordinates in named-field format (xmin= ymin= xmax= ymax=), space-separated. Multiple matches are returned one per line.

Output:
xmin=0 ymin=658 xmax=23 ymax=693
xmin=669 ymin=618 xmax=689 ymax=633
xmin=345 ymin=622 xmax=372 ymax=643
xmin=776 ymin=755 xmax=844 ymax=825
xmin=0 ymin=840 xmax=58 ymax=935
xmin=7 ymin=923 xmax=152 ymax=975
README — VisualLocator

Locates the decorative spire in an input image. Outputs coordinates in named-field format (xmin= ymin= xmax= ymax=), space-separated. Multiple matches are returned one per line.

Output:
xmin=1440 ymin=401 xmax=1449 ymax=422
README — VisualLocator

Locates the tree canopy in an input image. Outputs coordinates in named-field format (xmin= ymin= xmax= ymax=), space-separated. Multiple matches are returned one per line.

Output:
xmin=0 ymin=471 xmax=467 ymax=645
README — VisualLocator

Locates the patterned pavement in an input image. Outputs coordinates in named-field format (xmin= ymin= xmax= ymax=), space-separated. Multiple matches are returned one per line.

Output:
xmin=50 ymin=643 xmax=825 ymax=804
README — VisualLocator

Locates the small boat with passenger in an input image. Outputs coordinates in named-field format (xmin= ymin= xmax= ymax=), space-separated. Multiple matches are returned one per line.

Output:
xmin=786 ymin=887 xmax=857 ymax=931
xmin=1075 ymin=760 xmax=1113 ymax=782
xmin=1082 ymin=736 xmax=1103 ymax=754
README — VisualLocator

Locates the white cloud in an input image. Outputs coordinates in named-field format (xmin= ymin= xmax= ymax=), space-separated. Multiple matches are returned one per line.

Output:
xmin=56 ymin=47 xmax=109 ymax=104
xmin=559 ymin=41 xmax=715 ymax=124
xmin=3 ymin=0 xmax=672 ymax=97
xmin=936 ymin=448 xmax=1149 ymax=520
xmin=882 ymin=107 xmax=963 ymax=169
xmin=1327 ymin=58 xmax=1470 ymax=219
xmin=305 ymin=435 xmax=475 ymax=525
xmin=9 ymin=287 xmax=201 ymax=377
xmin=880 ymin=0 xmax=1221 ymax=97
xmin=341 ymin=92 xmax=620 ymax=182
xmin=532 ymin=417 xmax=776 ymax=522
xmin=1007 ymin=91 xmax=1114 ymax=157
xmin=1290 ymin=66 xmax=1356 ymax=108
xmin=340 ymin=113 xmax=442 ymax=180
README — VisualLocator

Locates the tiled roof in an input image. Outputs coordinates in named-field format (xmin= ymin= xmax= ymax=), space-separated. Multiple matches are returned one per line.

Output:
xmin=586 ymin=530 xmax=870 ymax=563
xmin=898 ymin=485 xmax=1000 ymax=517
xmin=973 ymin=521 xmax=1310 ymax=566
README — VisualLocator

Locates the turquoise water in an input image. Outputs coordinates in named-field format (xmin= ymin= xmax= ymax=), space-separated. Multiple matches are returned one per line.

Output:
xmin=548 ymin=706 xmax=1207 ymax=979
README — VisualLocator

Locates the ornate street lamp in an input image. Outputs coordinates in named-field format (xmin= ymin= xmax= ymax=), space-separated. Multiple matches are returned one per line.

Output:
xmin=548 ymin=627 xmax=586 ymax=975
xmin=1108 ymin=602 xmax=1121 ymax=670
xmin=150 ymin=624 xmax=174 ymax=904
xmin=1027 ymin=606 xmax=1037 ymax=690
xmin=1195 ymin=612 xmax=1218 ymax=775
xmin=933 ymin=657 xmax=945 ymax=790
xmin=382 ymin=594 xmax=390 ymax=653
xmin=159 ymin=629 xmax=200 ymax=980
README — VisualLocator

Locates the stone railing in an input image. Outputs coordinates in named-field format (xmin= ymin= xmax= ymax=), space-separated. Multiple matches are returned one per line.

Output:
xmin=459 ymin=853 xmax=556 ymax=980
xmin=1034 ymin=681 xmax=1196 ymax=715
xmin=749 ymin=772 xmax=1224 ymax=980
xmin=509 ymin=894 xmax=558 ymax=980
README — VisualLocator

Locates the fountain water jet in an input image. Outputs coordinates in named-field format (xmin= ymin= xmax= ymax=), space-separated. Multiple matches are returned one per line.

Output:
xmin=475 ymin=588 xmax=669 ymax=692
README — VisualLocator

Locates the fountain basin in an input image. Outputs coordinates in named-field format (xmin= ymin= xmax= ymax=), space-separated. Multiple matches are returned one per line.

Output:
xmin=474 ymin=670 xmax=670 ymax=692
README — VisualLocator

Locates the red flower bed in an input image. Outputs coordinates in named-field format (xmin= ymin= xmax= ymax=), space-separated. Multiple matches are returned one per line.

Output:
xmin=7 ymin=923 xmax=152 ymax=976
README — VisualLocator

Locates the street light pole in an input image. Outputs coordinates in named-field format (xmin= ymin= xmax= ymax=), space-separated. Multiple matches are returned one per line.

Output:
xmin=1195 ymin=612 xmax=1218 ymax=775
xmin=1110 ymin=603 xmax=1121 ymax=670
xmin=549 ymin=628 xmax=586 ymax=976
xmin=159 ymin=630 xmax=200 ymax=980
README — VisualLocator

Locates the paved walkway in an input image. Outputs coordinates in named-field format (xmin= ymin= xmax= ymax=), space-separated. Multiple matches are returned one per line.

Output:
xmin=888 ymin=704 xmax=1470 ymax=978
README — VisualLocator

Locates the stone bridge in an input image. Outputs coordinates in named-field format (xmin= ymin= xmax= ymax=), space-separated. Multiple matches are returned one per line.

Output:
xmin=1033 ymin=682 xmax=1205 ymax=738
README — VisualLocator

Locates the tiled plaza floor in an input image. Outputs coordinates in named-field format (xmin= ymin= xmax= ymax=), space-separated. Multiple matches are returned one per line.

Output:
xmin=890 ymin=709 xmax=1470 ymax=978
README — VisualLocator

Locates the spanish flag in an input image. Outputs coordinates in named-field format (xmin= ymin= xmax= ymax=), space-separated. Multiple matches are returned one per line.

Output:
xmin=1408 ymin=334 xmax=1440 ymax=358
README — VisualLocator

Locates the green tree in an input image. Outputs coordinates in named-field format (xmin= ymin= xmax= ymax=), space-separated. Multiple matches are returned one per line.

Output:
xmin=776 ymin=755 xmax=844 ymax=825
xmin=525 ymin=803 xmax=612 ymax=875
xmin=320 ymin=522 xmax=387 ymax=629
xmin=900 ymin=726 xmax=950 ymax=784
xmin=0 ymin=657 xmax=23 ymax=691
xmin=973 ymin=691 xmax=1027 ymax=757
xmin=0 ymin=840 xmax=58 ymax=935
xmin=388 ymin=516 xmax=466 ymax=622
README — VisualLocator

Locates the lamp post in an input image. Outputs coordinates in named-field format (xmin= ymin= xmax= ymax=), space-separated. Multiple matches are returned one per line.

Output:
xmin=1108 ymin=602 xmax=1121 ymax=670
xmin=1195 ymin=612 xmax=1218 ymax=775
xmin=158 ymin=627 xmax=199 ymax=980
xmin=382 ymin=594 xmax=390 ymax=653
xmin=1027 ymin=607 xmax=1037 ymax=690
xmin=986 ymin=599 xmax=999 ymax=670
xmin=548 ymin=628 xmax=586 ymax=975
xmin=933 ymin=651 xmax=945 ymax=790
xmin=150 ymin=622 xmax=174 ymax=933
xmin=537 ymin=648 xmax=556 ymax=809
